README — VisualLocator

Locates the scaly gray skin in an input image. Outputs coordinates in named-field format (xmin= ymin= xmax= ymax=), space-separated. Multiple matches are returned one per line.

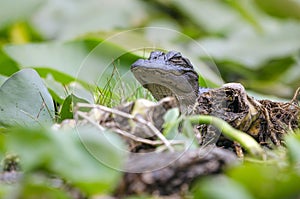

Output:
xmin=131 ymin=51 xmax=209 ymax=112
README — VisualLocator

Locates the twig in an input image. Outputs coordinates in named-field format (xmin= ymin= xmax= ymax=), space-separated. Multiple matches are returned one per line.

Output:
xmin=38 ymin=91 xmax=54 ymax=120
xmin=113 ymin=128 xmax=184 ymax=146
xmin=76 ymin=109 xmax=184 ymax=146
xmin=19 ymin=109 xmax=42 ymax=127
xmin=77 ymin=103 xmax=133 ymax=119
xmin=133 ymin=116 xmax=175 ymax=152
xmin=75 ymin=111 xmax=105 ymax=131
xmin=291 ymin=87 xmax=300 ymax=104
xmin=76 ymin=103 xmax=175 ymax=152
xmin=75 ymin=111 xmax=184 ymax=146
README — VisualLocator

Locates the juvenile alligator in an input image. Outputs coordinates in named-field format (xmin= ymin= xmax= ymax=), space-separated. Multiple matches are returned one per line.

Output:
xmin=131 ymin=50 xmax=300 ymax=147
xmin=131 ymin=51 xmax=209 ymax=112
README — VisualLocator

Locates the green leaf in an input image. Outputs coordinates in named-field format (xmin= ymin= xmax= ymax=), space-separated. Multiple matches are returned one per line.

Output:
xmin=225 ymin=0 xmax=262 ymax=32
xmin=227 ymin=163 xmax=300 ymax=199
xmin=199 ymin=21 xmax=300 ymax=68
xmin=254 ymin=0 xmax=300 ymax=20
xmin=182 ymin=119 xmax=194 ymax=138
xmin=3 ymin=38 xmax=140 ymax=88
xmin=0 ymin=68 xmax=54 ymax=127
xmin=193 ymin=176 xmax=254 ymax=199
xmin=163 ymin=108 xmax=180 ymax=123
xmin=285 ymin=132 xmax=300 ymax=164
xmin=177 ymin=119 xmax=199 ymax=150
xmin=53 ymin=126 xmax=126 ymax=194
xmin=20 ymin=174 xmax=72 ymax=199
xmin=0 ymin=48 xmax=19 ymax=76
xmin=58 ymin=94 xmax=90 ymax=122
xmin=163 ymin=108 xmax=180 ymax=139
xmin=172 ymin=0 xmax=246 ymax=34
xmin=43 ymin=74 xmax=68 ymax=104
xmin=32 ymin=0 xmax=147 ymax=39
xmin=4 ymin=41 xmax=90 ymax=84
xmin=58 ymin=95 xmax=73 ymax=122
xmin=5 ymin=125 xmax=127 ymax=195
xmin=68 ymin=82 xmax=94 ymax=104
xmin=0 ymin=184 xmax=18 ymax=199
xmin=215 ymin=56 xmax=295 ymax=97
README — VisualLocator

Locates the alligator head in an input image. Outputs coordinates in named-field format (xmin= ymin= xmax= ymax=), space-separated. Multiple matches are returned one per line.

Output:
xmin=131 ymin=50 xmax=207 ymax=112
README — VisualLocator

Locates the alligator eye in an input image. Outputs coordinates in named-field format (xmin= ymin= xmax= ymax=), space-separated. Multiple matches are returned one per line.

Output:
xmin=171 ymin=57 xmax=181 ymax=61
xmin=166 ymin=51 xmax=181 ymax=60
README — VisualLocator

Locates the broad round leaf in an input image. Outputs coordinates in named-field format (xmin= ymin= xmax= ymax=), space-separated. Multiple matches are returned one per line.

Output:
xmin=0 ymin=68 xmax=54 ymax=127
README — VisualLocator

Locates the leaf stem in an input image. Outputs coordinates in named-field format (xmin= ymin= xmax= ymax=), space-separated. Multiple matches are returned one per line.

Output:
xmin=188 ymin=115 xmax=264 ymax=157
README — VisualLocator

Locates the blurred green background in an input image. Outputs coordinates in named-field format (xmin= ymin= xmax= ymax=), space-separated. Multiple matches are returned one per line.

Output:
xmin=1 ymin=0 xmax=300 ymax=101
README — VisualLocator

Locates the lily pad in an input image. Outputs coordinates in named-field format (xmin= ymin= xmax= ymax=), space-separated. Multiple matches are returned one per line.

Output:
xmin=3 ymin=38 xmax=140 ymax=87
xmin=0 ymin=68 xmax=54 ymax=127
xmin=199 ymin=21 xmax=300 ymax=68
xmin=32 ymin=0 xmax=147 ymax=40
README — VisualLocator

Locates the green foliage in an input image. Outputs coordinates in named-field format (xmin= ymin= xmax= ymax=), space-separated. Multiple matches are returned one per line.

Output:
xmin=162 ymin=108 xmax=198 ymax=150
xmin=193 ymin=133 xmax=300 ymax=199
xmin=227 ymin=164 xmax=300 ymax=199
xmin=20 ymin=178 xmax=72 ymax=199
xmin=193 ymin=176 xmax=255 ymax=199
xmin=2 ymin=125 xmax=126 ymax=195
xmin=0 ymin=68 xmax=54 ymax=127
xmin=162 ymin=108 xmax=181 ymax=140
xmin=285 ymin=131 xmax=300 ymax=165
xmin=1 ymin=0 xmax=300 ymax=198
xmin=254 ymin=0 xmax=300 ymax=20
xmin=58 ymin=94 xmax=88 ymax=122
xmin=0 ymin=48 xmax=18 ymax=76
